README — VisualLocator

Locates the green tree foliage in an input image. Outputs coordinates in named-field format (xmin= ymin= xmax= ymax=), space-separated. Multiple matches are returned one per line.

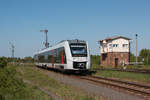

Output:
xmin=23 ymin=56 xmax=34 ymax=63
xmin=91 ymin=55 xmax=100 ymax=65
xmin=4 ymin=56 xmax=34 ymax=63
xmin=139 ymin=49 xmax=150 ymax=65
xmin=130 ymin=53 xmax=135 ymax=62
xmin=0 ymin=57 xmax=7 ymax=68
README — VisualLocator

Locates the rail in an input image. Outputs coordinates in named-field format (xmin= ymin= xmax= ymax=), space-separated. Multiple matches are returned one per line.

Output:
xmin=79 ymin=75 xmax=150 ymax=98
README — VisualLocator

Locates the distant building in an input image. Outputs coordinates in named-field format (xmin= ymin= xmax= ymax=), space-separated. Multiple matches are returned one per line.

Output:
xmin=98 ymin=36 xmax=131 ymax=67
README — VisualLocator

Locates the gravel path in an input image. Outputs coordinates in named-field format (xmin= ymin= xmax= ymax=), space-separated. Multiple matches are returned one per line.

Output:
xmin=37 ymin=68 xmax=145 ymax=100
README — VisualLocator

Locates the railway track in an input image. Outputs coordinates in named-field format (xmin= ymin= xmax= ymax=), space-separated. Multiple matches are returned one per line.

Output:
xmin=36 ymin=67 xmax=150 ymax=99
xmin=79 ymin=75 xmax=150 ymax=99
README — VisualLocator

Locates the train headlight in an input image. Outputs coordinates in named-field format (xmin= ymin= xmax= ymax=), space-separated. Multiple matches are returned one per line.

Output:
xmin=78 ymin=63 xmax=85 ymax=68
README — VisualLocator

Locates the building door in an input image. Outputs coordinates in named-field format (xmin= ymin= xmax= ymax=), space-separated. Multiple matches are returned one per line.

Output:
xmin=115 ymin=58 xmax=118 ymax=68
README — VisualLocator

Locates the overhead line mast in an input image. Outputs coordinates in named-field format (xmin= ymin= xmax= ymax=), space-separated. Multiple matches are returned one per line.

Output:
xmin=40 ymin=29 xmax=49 ymax=48
xmin=9 ymin=42 xmax=15 ymax=62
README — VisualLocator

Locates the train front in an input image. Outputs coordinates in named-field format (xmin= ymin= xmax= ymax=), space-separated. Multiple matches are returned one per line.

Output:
xmin=67 ymin=40 xmax=91 ymax=72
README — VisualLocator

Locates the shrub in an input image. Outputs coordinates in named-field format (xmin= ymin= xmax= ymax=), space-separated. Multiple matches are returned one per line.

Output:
xmin=0 ymin=67 xmax=29 ymax=99
xmin=0 ymin=57 xmax=7 ymax=68
xmin=0 ymin=95 xmax=5 ymax=100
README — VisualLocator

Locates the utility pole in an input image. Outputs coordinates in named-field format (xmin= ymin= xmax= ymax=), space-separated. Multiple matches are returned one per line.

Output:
xmin=147 ymin=55 xmax=149 ymax=65
xmin=40 ymin=29 xmax=49 ymax=48
xmin=9 ymin=42 xmax=15 ymax=63
xmin=129 ymin=40 xmax=131 ymax=64
xmin=147 ymin=51 xmax=149 ymax=65
xmin=135 ymin=34 xmax=138 ymax=64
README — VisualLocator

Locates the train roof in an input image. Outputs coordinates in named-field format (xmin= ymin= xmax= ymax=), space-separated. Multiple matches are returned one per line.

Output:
xmin=34 ymin=39 xmax=87 ymax=55
xmin=59 ymin=39 xmax=86 ymax=44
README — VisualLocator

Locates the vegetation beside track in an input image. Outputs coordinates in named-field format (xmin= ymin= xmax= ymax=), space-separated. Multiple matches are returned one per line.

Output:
xmin=0 ymin=65 xmax=53 ymax=100
xmin=91 ymin=63 xmax=150 ymax=70
xmin=95 ymin=70 xmax=150 ymax=83
xmin=91 ymin=64 xmax=150 ymax=84
xmin=16 ymin=65 xmax=103 ymax=100
xmin=126 ymin=65 xmax=150 ymax=69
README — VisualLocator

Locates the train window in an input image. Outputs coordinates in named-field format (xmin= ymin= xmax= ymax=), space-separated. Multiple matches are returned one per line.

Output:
xmin=34 ymin=55 xmax=38 ymax=62
xmin=62 ymin=48 xmax=67 ymax=64
xmin=54 ymin=49 xmax=57 ymax=63
xmin=48 ymin=55 xmax=52 ymax=63
xmin=48 ymin=51 xmax=52 ymax=63
xmin=58 ymin=48 xmax=61 ymax=63
xmin=37 ymin=47 xmax=67 ymax=64
xmin=70 ymin=44 xmax=87 ymax=57
xmin=56 ymin=48 xmax=60 ymax=63
xmin=38 ymin=55 xmax=45 ymax=62
xmin=53 ymin=47 xmax=67 ymax=64
xmin=44 ymin=53 xmax=48 ymax=63
xmin=59 ymin=47 xmax=66 ymax=64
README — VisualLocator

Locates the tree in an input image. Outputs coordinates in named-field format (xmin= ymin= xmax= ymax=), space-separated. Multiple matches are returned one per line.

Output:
xmin=24 ymin=56 xmax=34 ymax=63
xmin=91 ymin=55 xmax=100 ymax=65
xmin=130 ymin=53 xmax=135 ymax=62
xmin=139 ymin=49 xmax=150 ymax=65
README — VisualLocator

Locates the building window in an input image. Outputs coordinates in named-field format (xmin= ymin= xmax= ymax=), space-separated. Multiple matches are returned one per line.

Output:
xmin=122 ymin=44 xmax=128 ymax=48
xmin=109 ymin=44 xmax=112 ymax=47
xmin=109 ymin=44 xmax=112 ymax=49
xmin=103 ymin=44 xmax=107 ymax=48
xmin=113 ymin=44 xmax=118 ymax=47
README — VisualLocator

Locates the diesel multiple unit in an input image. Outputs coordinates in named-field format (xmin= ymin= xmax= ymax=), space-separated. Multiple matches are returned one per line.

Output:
xmin=34 ymin=39 xmax=91 ymax=72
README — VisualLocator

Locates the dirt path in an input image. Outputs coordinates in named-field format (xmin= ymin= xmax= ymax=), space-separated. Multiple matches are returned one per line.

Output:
xmin=23 ymin=79 xmax=65 ymax=100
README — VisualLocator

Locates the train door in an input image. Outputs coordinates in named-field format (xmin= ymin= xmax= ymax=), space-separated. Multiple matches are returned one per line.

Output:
xmin=61 ymin=50 xmax=64 ymax=64
xmin=52 ymin=50 xmax=55 ymax=68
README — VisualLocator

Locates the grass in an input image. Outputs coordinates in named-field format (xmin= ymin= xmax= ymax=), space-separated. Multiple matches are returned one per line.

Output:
xmin=126 ymin=65 xmax=150 ymax=69
xmin=19 ymin=84 xmax=54 ymax=100
xmin=90 ymin=64 xmax=102 ymax=70
xmin=16 ymin=65 xmax=103 ymax=100
xmin=91 ymin=64 xmax=150 ymax=84
xmin=95 ymin=70 xmax=150 ymax=83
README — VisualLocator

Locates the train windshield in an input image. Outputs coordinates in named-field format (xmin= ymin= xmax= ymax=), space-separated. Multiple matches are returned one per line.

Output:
xmin=70 ymin=44 xmax=87 ymax=57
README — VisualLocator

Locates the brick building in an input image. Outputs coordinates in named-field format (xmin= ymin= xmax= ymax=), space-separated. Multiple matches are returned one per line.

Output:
xmin=99 ymin=36 xmax=131 ymax=68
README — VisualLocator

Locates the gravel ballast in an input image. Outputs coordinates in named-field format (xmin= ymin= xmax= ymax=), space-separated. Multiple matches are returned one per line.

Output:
xmin=37 ymin=68 xmax=145 ymax=100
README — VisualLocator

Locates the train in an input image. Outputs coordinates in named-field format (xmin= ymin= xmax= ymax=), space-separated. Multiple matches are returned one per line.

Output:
xmin=34 ymin=39 xmax=91 ymax=73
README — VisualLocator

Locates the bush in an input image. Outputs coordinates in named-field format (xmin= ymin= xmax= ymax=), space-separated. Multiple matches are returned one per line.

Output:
xmin=0 ymin=57 xmax=7 ymax=68
xmin=0 ymin=95 xmax=5 ymax=100
xmin=0 ymin=67 xmax=29 ymax=100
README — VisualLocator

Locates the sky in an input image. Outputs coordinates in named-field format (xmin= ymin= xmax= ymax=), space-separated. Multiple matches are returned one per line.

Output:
xmin=0 ymin=0 xmax=150 ymax=58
